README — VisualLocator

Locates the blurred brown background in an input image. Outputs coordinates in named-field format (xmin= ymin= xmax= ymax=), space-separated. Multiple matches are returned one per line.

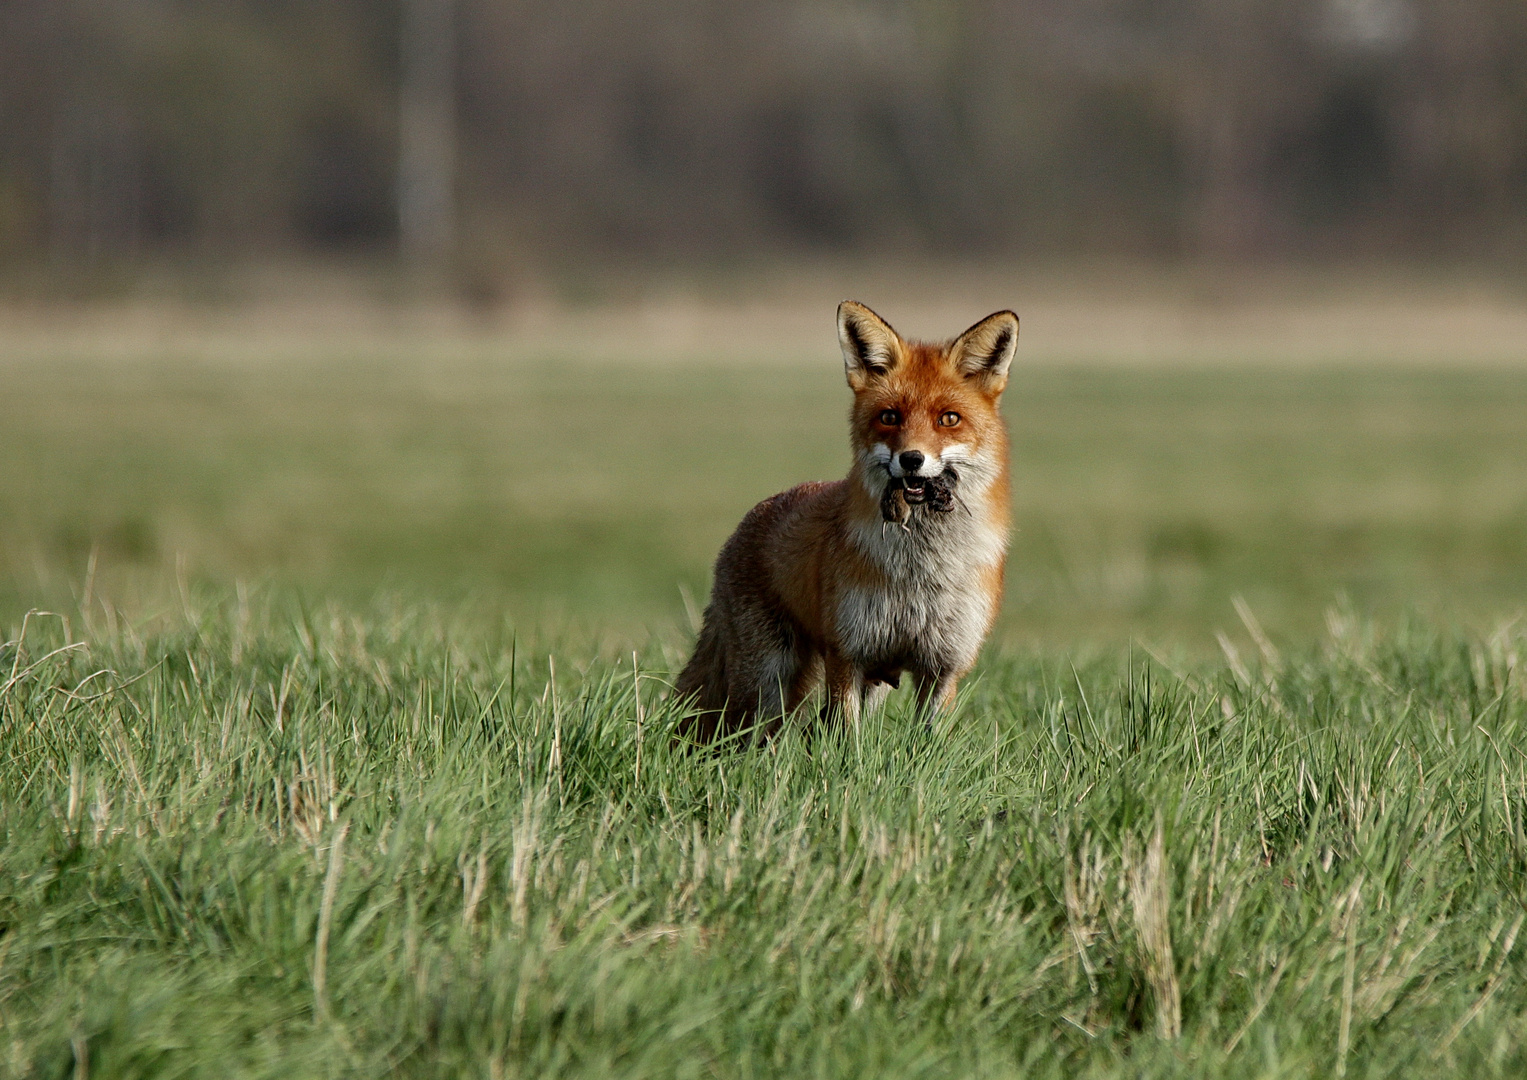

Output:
xmin=5 ymin=0 xmax=1527 ymax=293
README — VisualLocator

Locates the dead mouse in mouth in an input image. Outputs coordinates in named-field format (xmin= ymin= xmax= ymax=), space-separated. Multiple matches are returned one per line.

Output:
xmin=880 ymin=483 xmax=910 ymax=525
xmin=880 ymin=473 xmax=957 ymax=523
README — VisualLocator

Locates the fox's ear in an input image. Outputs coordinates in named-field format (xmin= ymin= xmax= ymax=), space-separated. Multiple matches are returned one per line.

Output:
xmin=838 ymin=301 xmax=902 ymax=391
xmin=950 ymin=310 xmax=1019 ymax=393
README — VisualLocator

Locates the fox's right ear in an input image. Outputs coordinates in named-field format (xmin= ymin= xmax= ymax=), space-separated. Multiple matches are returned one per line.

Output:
xmin=838 ymin=301 xmax=902 ymax=391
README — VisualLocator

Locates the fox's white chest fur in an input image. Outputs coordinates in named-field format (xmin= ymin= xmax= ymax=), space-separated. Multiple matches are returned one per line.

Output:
xmin=838 ymin=505 xmax=1006 ymax=673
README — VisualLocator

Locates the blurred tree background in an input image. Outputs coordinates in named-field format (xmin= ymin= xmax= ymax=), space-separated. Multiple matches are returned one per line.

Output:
xmin=4 ymin=0 xmax=1527 ymax=294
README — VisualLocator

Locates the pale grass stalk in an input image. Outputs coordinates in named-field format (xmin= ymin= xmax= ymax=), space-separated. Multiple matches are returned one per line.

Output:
xmin=1223 ymin=955 xmax=1288 ymax=1055
xmin=632 ymin=651 xmax=643 ymax=788
xmin=548 ymin=656 xmax=562 ymax=781
xmin=233 ymin=579 xmax=249 ymax=666
xmin=677 ymin=582 xmax=702 ymax=634
xmin=1 ymin=639 xmax=88 ymax=698
xmin=81 ymin=548 xmax=98 ymax=634
xmin=108 ymin=714 xmax=158 ymax=833
xmin=272 ymin=664 xmax=293 ymax=735
xmin=1233 ymin=594 xmax=1282 ymax=670
xmin=1127 ymin=815 xmax=1180 ymax=1039
xmin=510 ymin=793 xmax=541 ymax=928
xmin=1191 ymin=876 xmax=1247 ymax=973
xmin=313 ymin=821 xmax=350 ymax=1022
xmin=175 ymin=552 xmax=195 ymax=628
xmin=461 ymin=844 xmax=488 ymax=929
xmin=1061 ymin=842 xmax=1099 ymax=994
xmin=1216 ymin=632 xmax=1252 ymax=689
xmin=1435 ymin=912 xmax=1524 ymax=1058
xmin=90 ymin=781 xmax=112 ymax=844
xmin=722 ymin=806 xmax=744 ymax=895
xmin=1336 ymin=877 xmax=1361 ymax=1077
xmin=67 ymin=760 xmax=82 ymax=833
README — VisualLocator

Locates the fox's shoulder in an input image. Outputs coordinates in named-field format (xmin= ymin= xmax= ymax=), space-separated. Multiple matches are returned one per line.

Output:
xmin=743 ymin=480 xmax=841 ymax=522
xmin=718 ymin=480 xmax=845 ymax=557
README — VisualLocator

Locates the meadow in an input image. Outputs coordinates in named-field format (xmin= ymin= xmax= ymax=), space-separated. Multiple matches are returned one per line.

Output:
xmin=7 ymin=325 xmax=1527 ymax=644
xmin=5 ymin=315 xmax=1527 ymax=1077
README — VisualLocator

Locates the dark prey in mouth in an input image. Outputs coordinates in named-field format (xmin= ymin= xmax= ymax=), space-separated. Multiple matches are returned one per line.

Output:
xmin=880 ymin=471 xmax=957 ymax=523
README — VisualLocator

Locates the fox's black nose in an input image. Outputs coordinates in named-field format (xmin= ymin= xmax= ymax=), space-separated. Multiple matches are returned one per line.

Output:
xmin=898 ymin=450 xmax=925 ymax=474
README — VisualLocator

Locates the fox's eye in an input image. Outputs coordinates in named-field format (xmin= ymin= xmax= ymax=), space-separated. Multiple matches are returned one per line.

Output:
xmin=878 ymin=409 xmax=901 ymax=426
xmin=939 ymin=411 xmax=961 ymax=427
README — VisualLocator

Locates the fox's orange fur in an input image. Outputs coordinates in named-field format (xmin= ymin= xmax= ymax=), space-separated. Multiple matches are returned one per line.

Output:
xmin=676 ymin=301 xmax=1017 ymax=742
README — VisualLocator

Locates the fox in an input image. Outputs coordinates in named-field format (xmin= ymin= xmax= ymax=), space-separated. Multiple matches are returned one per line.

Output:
xmin=675 ymin=300 xmax=1017 ymax=742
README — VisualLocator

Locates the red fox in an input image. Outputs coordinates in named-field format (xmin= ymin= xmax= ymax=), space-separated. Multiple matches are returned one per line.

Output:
xmin=676 ymin=301 xmax=1016 ymax=741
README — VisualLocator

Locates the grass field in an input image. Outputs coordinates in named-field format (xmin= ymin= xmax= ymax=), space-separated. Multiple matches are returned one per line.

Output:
xmin=5 ymin=317 xmax=1527 ymax=1076
xmin=6 ymin=337 xmax=1527 ymax=646
xmin=7 ymin=596 xmax=1527 ymax=1077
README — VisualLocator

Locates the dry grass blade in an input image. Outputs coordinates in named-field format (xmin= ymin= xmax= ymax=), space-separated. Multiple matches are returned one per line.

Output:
xmin=313 ymin=821 xmax=350 ymax=1023
xmin=1223 ymin=955 xmax=1288 ymax=1055
xmin=1232 ymin=595 xmax=1282 ymax=671
xmin=461 ymin=844 xmax=489 ymax=929
xmin=1435 ymin=912 xmax=1524 ymax=1058
xmin=1127 ymin=814 xmax=1181 ymax=1039
xmin=1216 ymin=632 xmax=1252 ymax=690
xmin=1336 ymin=877 xmax=1362 ymax=1078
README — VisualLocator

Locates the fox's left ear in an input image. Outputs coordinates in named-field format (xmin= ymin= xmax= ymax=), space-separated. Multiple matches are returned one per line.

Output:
xmin=950 ymin=310 xmax=1019 ymax=394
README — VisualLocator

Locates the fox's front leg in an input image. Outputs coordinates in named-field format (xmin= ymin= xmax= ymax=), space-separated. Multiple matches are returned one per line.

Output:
xmin=823 ymin=651 xmax=863 ymax=727
xmin=914 ymin=668 xmax=964 ymax=718
xmin=860 ymin=680 xmax=893 ymax=715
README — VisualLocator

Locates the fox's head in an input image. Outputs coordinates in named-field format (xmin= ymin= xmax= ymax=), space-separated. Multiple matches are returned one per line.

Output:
xmin=837 ymin=301 xmax=1017 ymax=510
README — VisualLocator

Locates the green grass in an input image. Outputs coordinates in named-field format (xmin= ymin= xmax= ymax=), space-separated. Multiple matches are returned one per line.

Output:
xmin=7 ymin=339 xmax=1527 ymax=1075
xmin=6 ymin=349 xmax=1527 ymax=645
xmin=5 ymin=596 xmax=1527 ymax=1077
